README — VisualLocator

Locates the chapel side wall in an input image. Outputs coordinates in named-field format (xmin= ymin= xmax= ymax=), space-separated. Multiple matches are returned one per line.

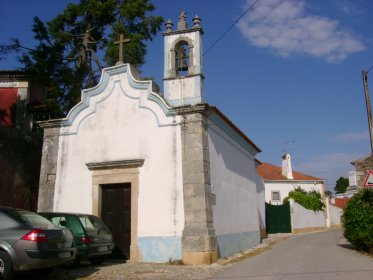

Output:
xmin=207 ymin=119 xmax=260 ymax=258
xmin=52 ymin=69 xmax=184 ymax=263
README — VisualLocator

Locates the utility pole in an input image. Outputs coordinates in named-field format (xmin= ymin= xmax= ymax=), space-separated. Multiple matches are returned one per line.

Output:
xmin=362 ymin=69 xmax=373 ymax=157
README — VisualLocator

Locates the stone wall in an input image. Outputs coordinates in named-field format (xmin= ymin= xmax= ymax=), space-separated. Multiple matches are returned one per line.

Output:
xmin=179 ymin=105 xmax=218 ymax=264
xmin=353 ymin=156 xmax=373 ymax=188
xmin=37 ymin=124 xmax=61 ymax=212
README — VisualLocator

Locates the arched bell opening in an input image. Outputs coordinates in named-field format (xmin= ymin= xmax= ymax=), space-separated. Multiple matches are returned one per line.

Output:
xmin=175 ymin=41 xmax=190 ymax=77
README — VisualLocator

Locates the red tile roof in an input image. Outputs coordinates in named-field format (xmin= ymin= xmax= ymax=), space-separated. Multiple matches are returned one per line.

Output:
xmin=0 ymin=70 xmax=28 ymax=82
xmin=330 ymin=197 xmax=350 ymax=209
xmin=256 ymin=162 xmax=323 ymax=181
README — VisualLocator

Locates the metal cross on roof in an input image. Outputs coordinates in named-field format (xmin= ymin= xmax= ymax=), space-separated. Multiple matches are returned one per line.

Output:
xmin=114 ymin=34 xmax=130 ymax=65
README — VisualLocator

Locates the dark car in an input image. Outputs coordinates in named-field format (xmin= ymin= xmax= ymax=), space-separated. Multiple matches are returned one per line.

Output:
xmin=39 ymin=212 xmax=114 ymax=266
xmin=0 ymin=207 xmax=76 ymax=280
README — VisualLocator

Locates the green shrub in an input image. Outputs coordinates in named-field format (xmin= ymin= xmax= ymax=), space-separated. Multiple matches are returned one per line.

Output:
xmin=283 ymin=186 xmax=324 ymax=211
xmin=342 ymin=188 xmax=373 ymax=253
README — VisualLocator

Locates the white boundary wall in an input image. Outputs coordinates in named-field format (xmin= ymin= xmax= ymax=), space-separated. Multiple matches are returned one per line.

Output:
xmin=329 ymin=204 xmax=343 ymax=227
xmin=290 ymin=200 xmax=326 ymax=233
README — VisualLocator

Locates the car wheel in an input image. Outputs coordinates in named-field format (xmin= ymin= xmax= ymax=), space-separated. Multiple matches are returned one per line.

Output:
xmin=88 ymin=255 xmax=107 ymax=265
xmin=0 ymin=251 xmax=13 ymax=280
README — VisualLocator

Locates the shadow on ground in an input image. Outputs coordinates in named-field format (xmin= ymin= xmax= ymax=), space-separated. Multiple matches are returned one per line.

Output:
xmin=337 ymin=236 xmax=358 ymax=251
xmin=338 ymin=243 xmax=357 ymax=250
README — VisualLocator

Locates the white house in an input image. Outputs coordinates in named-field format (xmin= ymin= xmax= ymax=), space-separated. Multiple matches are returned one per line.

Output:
xmin=256 ymin=154 xmax=325 ymax=205
xmin=37 ymin=12 xmax=264 ymax=265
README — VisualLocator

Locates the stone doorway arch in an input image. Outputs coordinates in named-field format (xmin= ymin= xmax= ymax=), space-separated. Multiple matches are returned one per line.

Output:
xmin=87 ymin=159 xmax=144 ymax=261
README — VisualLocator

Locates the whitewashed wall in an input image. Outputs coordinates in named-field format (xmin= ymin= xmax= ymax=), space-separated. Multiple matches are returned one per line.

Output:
xmin=265 ymin=181 xmax=324 ymax=205
xmin=52 ymin=65 xmax=184 ymax=262
xmin=208 ymin=119 xmax=260 ymax=258
xmin=256 ymin=172 xmax=266 ymax=235
xmin=291 ymin=201 xmax=326 ymax=231
xmin=329 ymin=204 xmax=343 ymax=227
xmin=163 ymin=31 xmax=203 ymax=106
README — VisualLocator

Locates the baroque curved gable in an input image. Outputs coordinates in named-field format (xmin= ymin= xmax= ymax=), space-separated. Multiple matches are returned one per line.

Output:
xmin=44 ymin=64 xmax=178 ymax=135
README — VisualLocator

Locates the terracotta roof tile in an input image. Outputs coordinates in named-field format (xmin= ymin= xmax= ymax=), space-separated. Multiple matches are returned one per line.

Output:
xmin=256 ymin=162 xmax=323 ymax=181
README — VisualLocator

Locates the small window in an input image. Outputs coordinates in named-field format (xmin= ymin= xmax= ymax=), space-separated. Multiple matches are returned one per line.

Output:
xmin=79 ymin=216 xmax=95 ymax=230
xmin=78 ymin=215 xmax=108 ymax=230
xmin=49 ymin=216 xmax=68 ymax=228
xmin=0 ymin=212 xmax=18 ymax=228
xmin=271 ymin=191 xmax=281 ymax=201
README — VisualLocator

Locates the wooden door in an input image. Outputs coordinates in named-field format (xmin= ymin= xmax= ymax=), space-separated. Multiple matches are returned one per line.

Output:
xmin=101 ymin=183 xmax=131 ymax=260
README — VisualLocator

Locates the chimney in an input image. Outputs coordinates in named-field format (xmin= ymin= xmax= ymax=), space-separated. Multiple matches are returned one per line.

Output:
xmin=282 ymin=154 xmax=293 ymax=179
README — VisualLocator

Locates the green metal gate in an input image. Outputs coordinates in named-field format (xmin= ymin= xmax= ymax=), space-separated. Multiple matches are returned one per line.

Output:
xmin=265 ymin=202 xmax=291 ymax=234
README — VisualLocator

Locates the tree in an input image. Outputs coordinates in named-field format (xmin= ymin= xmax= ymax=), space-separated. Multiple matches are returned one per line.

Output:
xmin=283 ymin=186 xmax=324 ymax=211
xmin=2 ymin=0 xmax=163 ymax=116
xmin=0 ymin=127 xmax=42 ymax=211
xmin=324 ymin=190 xmax=333 ymax=197
xmin=334 ymin=177 xmax=349 ymax=194
xmin=342 ymin=188 xmax=373 ymax=253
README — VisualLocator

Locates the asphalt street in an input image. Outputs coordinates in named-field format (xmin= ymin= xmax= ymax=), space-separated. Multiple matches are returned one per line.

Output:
xmin=211 ymin=229 xmax=373 ymax=280
xmin=11 ymin=229 xmax=373 ymax=279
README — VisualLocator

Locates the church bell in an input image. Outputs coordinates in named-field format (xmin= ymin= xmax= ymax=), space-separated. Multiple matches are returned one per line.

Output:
xmin=176 ymin=46 xmax=188 ymax=72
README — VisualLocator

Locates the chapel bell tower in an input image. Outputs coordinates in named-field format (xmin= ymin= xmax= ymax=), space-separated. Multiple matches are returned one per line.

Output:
xmin=163 ymin=11 xmax=204 ymax=107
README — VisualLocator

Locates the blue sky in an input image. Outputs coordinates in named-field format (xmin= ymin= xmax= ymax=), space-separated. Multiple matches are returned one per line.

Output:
xmin=1 ymin=0 xmax=372 ymax=192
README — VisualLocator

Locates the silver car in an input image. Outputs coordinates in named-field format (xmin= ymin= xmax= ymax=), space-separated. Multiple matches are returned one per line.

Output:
xmin=0 ymin=207 xmax=76 ymax=280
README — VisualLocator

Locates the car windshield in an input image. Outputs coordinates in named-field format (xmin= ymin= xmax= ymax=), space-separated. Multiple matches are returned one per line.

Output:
xmin=16 ymin=210 xmax=54 ymax=227
xmin=79 ymin=215 xmax=108 ymax=230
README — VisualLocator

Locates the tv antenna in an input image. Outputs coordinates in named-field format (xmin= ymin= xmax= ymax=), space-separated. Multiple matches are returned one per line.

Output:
xmin=282 ymin=140 xmax=295 ymax=154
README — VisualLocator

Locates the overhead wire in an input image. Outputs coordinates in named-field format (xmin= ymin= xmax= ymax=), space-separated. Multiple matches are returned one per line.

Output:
xmin=203 ymin=0 xmax=259 ymax=56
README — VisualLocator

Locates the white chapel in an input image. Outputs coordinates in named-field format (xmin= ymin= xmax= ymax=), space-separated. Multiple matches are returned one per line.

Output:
xmin=37 ymin=12 xmax=265 ymax=264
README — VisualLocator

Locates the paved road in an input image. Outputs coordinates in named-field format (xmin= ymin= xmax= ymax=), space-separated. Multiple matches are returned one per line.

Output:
xmin=211 ymin=229 xmax=373 ymax=280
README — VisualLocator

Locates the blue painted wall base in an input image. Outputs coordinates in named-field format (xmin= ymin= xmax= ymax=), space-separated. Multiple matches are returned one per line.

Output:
xmin=217 ymin=230 xmax=260 ymax=258
xmin=138 ymin=236 xmax=182 ymax=262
